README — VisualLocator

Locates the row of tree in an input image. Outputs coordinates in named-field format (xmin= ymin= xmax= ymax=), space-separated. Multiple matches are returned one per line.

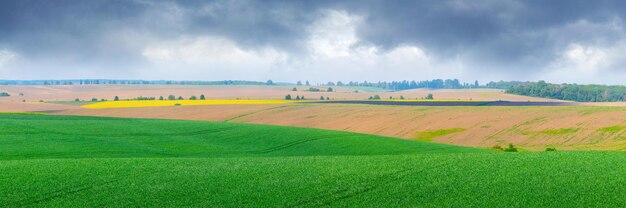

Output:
xmin=0 ymin=80 xmax=269 ymax=86
xmin=506 ymin=81 xmax=626 ymax=102
xmin=292 ymin=87 xmax=334 ymax=92
xmin=325 ymin=79 xmax=479 ymax=90
xmin=112 ymin=94 xmax=207 ymax=101
xmin=0 ymin=92 xmax=9 ymax=96
xmin=367 ymin=94 xmax=433 ymax=100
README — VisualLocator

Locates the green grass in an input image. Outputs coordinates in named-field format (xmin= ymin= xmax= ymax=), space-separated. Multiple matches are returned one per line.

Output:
xmin=2 ymin=114 xmax=626 ymax=207
xmin=598 ymin=125 xmax=626 ymax=133
xmin=413 ymin=128 xmax=465 ymax=141
xmin=533 ymin=128 xmax=579 ymax=135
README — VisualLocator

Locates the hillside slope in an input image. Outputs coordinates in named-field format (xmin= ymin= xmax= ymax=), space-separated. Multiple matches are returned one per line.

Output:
xmin=2 ymin=114 xmax=626 ymax=207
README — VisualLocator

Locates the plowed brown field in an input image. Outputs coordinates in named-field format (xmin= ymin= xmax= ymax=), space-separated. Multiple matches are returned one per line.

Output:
xmin=4 ymin=85 xmax=626 ymax=151
xmin=0 ymin=85 xmax=561 ymax=102
xmin=53 ymin=103 xmax=626 ymax=151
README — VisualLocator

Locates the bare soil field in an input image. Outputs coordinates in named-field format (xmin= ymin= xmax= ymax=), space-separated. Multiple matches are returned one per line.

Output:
xmin=53 ymin=103 xmax=626 ymax=151
xmin=0 ymin=100 xmax=79 ymax=112
xmin=0 ymin=85 xmax=561 ymax=102
xmin=4 ymin=85 xmax=626 ymax=150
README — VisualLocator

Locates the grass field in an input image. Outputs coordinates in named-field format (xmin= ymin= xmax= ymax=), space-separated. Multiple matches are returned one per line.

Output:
xmin=2 ymin=114 xmax=626 ymax=207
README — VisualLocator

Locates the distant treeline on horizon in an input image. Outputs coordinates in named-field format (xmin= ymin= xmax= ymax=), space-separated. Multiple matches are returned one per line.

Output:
xmin=0 ymin=78 xmax=514 ymax=89
xmin=2 ymin=79 xmax=626 ymax=102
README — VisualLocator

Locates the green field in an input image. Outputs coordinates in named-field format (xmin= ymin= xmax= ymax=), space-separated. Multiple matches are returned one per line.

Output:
xmin=2 ymin=114 xmax=626 ymax=207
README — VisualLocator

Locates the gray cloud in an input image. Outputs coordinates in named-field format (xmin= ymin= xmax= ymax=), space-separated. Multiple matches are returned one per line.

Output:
xmin=1 ymin=0 xmax=626 ymax=84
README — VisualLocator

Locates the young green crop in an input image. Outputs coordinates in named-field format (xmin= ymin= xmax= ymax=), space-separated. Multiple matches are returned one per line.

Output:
xmin=1 ymin=114 xmax=626 ymax=207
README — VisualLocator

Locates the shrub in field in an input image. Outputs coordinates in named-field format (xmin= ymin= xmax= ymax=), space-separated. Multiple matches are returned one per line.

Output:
xmin=369 ymin=95 xmax=381 ymax=100
xmin=75 ymin=98 xmax=80 ymax=102
xmin=491 ymin=145 xmax=503 ymax=151
xmin=114 ymin=96 xmax=119 ymax=101
xmin=159 ymin=96 xmax=164 ymax=100
xmin=400 ymin=96 xmax=405 ymax=100
xmin=327 ymin=87 xmax=334 ymax=92
xmin=425 ymin=94 xmax=434 ymax=100
xmin=504 ymin=144 xmax=518 ymax=152
xmin=200 ymin=94 xmax=206 ymax=100
xmin=296 ymin=96 xmax=301 ymax=100
xmin=285 ymin=94 xmax=292 ymax=100
xmin=177 ymin=96 xmax=184 ymax=100
xmin=0 ymin=92 xmax=9 ymax=97
xmin=168 ymin=95 xmax=176 ymax=100
xmin=91 ymin=98 xmax=98 ymax=102
xmin=190 ymin=96 xmax=197 ymax=100
xmin=292 ymin=87 xmax=297 ymax=91
xmin=320 ymin=96 xmax=325 ymax=100
xmin=546 ymin=147 xmax=557 ymax=151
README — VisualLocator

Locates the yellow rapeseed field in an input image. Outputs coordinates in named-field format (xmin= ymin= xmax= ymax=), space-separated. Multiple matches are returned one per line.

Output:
xmin=83 ymin=100 xmax=299 ymax=109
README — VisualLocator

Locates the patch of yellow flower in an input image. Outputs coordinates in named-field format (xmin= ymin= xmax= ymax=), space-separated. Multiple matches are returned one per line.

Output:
xmin=83 ymin=100 xmax=299 ymax=109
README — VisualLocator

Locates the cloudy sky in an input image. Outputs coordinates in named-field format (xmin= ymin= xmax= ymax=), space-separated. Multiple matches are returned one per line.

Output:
xmin=1 ymin=0 xmax=626 ymax=84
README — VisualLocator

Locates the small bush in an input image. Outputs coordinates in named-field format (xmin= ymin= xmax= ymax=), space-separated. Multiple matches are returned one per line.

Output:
xmin=504 ymin=144 xmax=518 ymax=152
xmin=491 ymin=145 xmax=503 ymax=151
xmin=546 ymin=147 xmax=557 ymax=152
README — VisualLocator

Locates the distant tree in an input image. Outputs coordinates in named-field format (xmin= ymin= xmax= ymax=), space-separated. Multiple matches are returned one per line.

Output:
xmin=159 ymin=96 xmax=164 ymax=100
xmin=320 ymin=96 xmax=325 ymax=100
xmin=326 ymin=97 xmax=330 ymax=100
xmin=177 ymin=96 xmax=184 ymax=100
xmin=297 ymin=81 xmax=303 ymax=86
xmin=546 ymin=147 xmax=557 ymax=151
xmin=327 ymin=82 xmax=335 ymax=86
xmin=19 ymin=93 xmax=24 ymax=96
xmin=327 ymin=87 xmax=334 ymax=92
xmin=389 ymin=96 xmax=393 ymax=100
xmin=285 ymin=94 xmax=292 ymax=100
xmin=425 ymin=94 xmax=434 ymax=100
xmin=296 ymin=95 xmax=301 ymax=100
xmin=504 ymin=144 xmax=518 ymax=152
xmin=190 ymin=95 xmax=197 ymax=100
xmin=75 ymin=98 xmax=80 ymax=102
xmin=114 ymin=96 xmax=119 ymax=101
xmin=200 ymin=94 xmax=206 ymax=100
xmin=100 ymin=99 xmax=106 ymax=101
xmin=474 ymin=80 xmax=479 ymax=87
xmin=400 ymin=95 xmax=405 ymax=100
xmin=91 ymin=98 xmax=98 ymax=102
xmin=337 ymin=81 xmax=344 ymax=86
xmin=369 ymin=95 xmax=381 ymax=100
xmin=266 ymin=80 xmax=274 ymax=85
xmin=292 ymin=87 xmax=297 ymax=91
xmin=168 ymin=95 xmax=176 ymax=100
xmin=301 ymin=96 xmax=305 ymax=100
xmin=305 ymin=80 xmax=310 ymax=86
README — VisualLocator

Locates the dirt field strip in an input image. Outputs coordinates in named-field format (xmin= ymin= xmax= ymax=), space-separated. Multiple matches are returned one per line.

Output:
xmin=83 ymin=100 xmax=300 ymax=109
xmin=48 ymin=103 xmax=626 ymax=151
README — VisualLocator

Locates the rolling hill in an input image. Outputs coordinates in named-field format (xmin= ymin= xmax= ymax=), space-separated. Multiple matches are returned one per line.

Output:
xmin=2 ymin=114 xmax=626 ymax=207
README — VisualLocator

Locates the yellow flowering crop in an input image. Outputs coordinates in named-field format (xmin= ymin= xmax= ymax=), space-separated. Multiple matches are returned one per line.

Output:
xmin=83 ymin=100 xmax=299 ymax=109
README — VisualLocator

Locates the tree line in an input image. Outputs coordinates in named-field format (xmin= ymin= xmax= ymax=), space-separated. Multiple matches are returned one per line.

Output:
xmin=505 ymin=81 xmax=626 ymax=102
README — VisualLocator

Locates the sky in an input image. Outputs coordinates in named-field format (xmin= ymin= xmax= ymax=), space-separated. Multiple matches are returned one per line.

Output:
xmin=1 ymin=0 xmax=626 ymax=84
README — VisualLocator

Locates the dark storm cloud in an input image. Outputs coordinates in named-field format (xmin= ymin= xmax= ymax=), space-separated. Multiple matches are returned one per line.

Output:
xmin=1 ymin=0 xmax=626 ymax=82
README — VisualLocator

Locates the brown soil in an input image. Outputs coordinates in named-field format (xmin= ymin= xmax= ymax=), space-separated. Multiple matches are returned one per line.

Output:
xmin=0 ymin=85 xmax=561 ymax=102
xmin=51 ymin=103 xmax=626 ymax=151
